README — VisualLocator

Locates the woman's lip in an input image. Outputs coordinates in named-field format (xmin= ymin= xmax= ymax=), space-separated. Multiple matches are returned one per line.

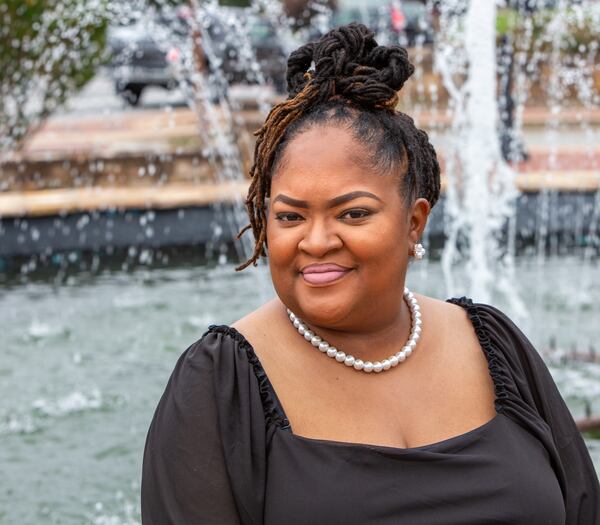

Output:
xmin=301 ymin=263 xmax=352 ymax=273
xmin=301 ymin=269 xmax=352 ymax=285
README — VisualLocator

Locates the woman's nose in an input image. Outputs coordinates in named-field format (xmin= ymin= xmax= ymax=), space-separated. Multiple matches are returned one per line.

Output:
xmin=297 ymin=219 xmax=343 ymax=256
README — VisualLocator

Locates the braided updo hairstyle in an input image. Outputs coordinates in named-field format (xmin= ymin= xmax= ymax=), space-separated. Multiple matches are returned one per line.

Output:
xmin=235 ymin=22 xmax=440 ymax=271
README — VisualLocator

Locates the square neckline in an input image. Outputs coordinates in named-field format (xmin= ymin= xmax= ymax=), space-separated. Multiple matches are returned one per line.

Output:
xmin=209 ymin=296 xmax=504 ymax=453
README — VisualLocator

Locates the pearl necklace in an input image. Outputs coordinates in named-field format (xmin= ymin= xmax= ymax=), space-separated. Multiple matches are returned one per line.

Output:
xmin=286 ymin=287 xmax=422 ymax=374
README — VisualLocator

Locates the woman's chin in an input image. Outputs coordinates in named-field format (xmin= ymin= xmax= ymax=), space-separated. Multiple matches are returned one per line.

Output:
xmin=294 ymin=291 xmax=358 ymax=328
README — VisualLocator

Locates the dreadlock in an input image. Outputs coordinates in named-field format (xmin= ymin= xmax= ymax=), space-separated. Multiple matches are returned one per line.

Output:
xmin=235 ymin=22 xmax=441 ymax=271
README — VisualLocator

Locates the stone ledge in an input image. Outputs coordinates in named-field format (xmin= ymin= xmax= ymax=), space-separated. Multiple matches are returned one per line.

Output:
xmin=0 ymin=172 xmax=598 ymax=219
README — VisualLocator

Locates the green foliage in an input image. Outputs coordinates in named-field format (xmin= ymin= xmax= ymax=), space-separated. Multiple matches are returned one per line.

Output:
xmin=0 ymin=0 xmax=110 ymax=151
xmin=497 ymin=6 xmax=599 ymax=53
xmin=496 ymin=9 xmax=520 ymax=35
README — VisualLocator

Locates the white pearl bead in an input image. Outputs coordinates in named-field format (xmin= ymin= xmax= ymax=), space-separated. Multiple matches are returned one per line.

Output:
xmin=412 ymin=326 xmax=422 ymax=336
xmin=344 ymin=355 xmax=355 ymax=367
xmin=311 ymin=336 xmax=322 ymax=347
xmin=414 ymin=311 xmax=422 ymax=319
xmin=335 ymin=351 xmax=346 ymax=362
xmin=404 ymin=347 xmax=412 ymax=357
xmin=353 ymin=359 xmax=364 ymax=370
xmin=408 ymin=339 xmax=417 ymax=349
xmin=298 ymin=325 xmax=306 ymax=335
xmin=289 ymin=312 xmax=296 ymax=321
xmin=397 ymin=351 xmax=406 ymax=362
xmin=363 ymin=362 xmax=374 ymax=373
xmin=415 ymin=318 xmax=422 ymax=327
xmin=304 ymin=330 xmax=314 ymax=341
xmin=327 ymin=347 xmax=337 ymax=358
xmin=318 ymin=342 xmax=329 ymax=353
xmin=373 ymin=361 xmax=383 ymax=373
xmin=413 ymin=304 xmax=420 ymax=312
xmin=390 ymin=356 xmax=399 ymax=367
xmin=410 ymin=297 xmax=417 ymax=305
xmin=382 ymin=359 xmax=391 ymax=370
xmin=293 ymin=318 xmax=301 ymax=328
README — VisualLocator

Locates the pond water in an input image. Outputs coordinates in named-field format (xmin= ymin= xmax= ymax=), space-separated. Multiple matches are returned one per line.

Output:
xmin=1 ymin=255 xmax=599 ymax=524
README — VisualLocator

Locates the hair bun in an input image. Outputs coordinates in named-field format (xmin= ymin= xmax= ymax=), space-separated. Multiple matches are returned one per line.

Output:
xmin=286 ymin=22 xmax=414 ymax=108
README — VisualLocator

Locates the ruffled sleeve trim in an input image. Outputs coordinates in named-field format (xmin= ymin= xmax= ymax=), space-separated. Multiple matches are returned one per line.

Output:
xmin=205 ymin=325 xmax=291 ymax=430
xmin=446 ymin=296 xmax=511 ymax=414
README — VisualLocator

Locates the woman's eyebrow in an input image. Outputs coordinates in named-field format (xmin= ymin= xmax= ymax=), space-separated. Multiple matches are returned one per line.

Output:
xmin=328 ymin=191 xmax=383 ymax=207
xmin=272 ymin=191 xmax=382 ymax=209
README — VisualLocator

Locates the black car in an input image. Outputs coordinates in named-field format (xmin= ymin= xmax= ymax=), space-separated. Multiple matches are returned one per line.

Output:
xmin=107 ymin=7 xmax=287 ymax=106
xmin=107 ymin=19 xmax=176 ymax=105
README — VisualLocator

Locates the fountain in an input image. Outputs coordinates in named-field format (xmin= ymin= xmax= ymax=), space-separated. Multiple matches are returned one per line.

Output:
xmin=0 ymin=0 xmax=599 ymax=522
xmin=435 ymin=0 xmax=522 ymax=311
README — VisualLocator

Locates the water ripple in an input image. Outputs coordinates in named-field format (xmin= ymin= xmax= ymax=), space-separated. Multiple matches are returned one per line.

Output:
xmin=1 ymin=389 xmax=109 ymax=436
xmin=32 ymin=389 xmax=103 ymax=417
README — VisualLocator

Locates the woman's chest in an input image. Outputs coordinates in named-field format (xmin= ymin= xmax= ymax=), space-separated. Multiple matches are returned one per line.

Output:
xmin=264 ymin=332 xmax=497 ymax=450
xmin=263 ymin=415 xmax=565 ymax=525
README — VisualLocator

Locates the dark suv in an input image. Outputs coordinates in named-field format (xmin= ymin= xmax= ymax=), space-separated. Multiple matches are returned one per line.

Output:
xmin=107 ymin=7 xmax=287 ymax=106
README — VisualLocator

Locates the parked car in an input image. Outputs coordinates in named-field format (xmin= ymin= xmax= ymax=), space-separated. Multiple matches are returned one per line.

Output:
xmin=106 ymin=7 xmax=287 ymax=106
xmin=107 ymin=19 xmax=176 ymax=105
xmin=199 ymin=8 xmax=287 ymax=94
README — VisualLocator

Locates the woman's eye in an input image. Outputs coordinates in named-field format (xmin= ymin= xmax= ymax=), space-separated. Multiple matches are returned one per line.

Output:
xmin=275 ymin=212 xmax=303 ymax=222
xmin=340 ymin=209 xmax=371 ymax=220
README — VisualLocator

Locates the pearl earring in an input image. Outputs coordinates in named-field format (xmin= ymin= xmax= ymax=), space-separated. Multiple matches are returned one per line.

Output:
xmin=413 ymin=243 xmax=425 ymax=260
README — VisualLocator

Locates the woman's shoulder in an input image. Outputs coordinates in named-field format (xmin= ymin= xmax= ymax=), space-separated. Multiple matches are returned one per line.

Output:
xmin=439 ymin=294 xmax=528 ymax=340
xmin=229 ymin=298 xmax=290 ymax=357
xmin=414 ymin=293 xmax=491 ymax=341
xmin=417 ymin=292 xmax=544 ymax=370
xmin=175 ymin=319 xmax=262 ymax=379
xmin=156 ymin=299 xmax=282 ymax=394
xmin=230 ymin=298 xmax=283 ymax=335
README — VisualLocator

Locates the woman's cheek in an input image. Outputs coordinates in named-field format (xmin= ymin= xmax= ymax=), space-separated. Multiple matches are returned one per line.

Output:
xmin=267 ymin=221 xmax=302 ymax=301
xmin=346 ymin=223 xmax=391 ymax=259
xmin=350 ymin=223 xmax=406 ymax=276
xmin=267 ymin=224 xmax=299 ymax=268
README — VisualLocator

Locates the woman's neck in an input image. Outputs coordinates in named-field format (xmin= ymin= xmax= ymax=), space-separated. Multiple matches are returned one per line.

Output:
xmin=279 ymin=296 xmax=415 ymax=363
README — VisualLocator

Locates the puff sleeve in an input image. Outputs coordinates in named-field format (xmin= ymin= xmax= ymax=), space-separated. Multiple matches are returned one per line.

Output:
xmin=141 ymin=338 xmax=242 ymax=524
xmin=471 ymin=300 xmax=600 ymax=524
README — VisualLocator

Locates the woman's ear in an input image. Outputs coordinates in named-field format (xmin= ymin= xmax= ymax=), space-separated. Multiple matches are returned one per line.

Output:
xmin=408 ymin=198 xmax=430 ymax=244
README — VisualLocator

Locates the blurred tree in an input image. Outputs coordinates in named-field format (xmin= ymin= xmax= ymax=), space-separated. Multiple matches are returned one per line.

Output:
xmin=0 ymin=0 xmax=335 ymax=154
xmin=0 ymin=0 xmax=111 ymax=153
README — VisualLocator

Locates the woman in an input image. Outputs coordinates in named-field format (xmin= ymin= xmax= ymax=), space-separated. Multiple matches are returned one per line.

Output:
xmin=141 ymin=23 xmax=599 ymax=524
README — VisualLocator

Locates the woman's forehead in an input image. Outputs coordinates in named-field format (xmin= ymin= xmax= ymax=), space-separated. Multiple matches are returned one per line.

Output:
xmin=273 ymin=126 xmax=375 ymax=178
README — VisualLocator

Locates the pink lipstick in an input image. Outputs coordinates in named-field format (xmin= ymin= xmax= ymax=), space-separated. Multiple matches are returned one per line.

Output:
xmin=301 ymin=263 xmax=352 ymax=285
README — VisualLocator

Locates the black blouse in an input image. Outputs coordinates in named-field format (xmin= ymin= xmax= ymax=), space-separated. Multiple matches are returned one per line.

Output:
xmin=141 ymin=297 xmax=600 ymax=524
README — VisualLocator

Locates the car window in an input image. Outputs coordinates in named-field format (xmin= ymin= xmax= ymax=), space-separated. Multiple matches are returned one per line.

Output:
xmin=249 ymin=20 xmax=276 ymax=41
xmin=332 ymin=7 xmax=378 ymax=26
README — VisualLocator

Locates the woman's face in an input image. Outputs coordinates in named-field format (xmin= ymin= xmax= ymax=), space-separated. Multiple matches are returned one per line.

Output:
xmin=266 ymin=123 xmax=429 ymax=332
